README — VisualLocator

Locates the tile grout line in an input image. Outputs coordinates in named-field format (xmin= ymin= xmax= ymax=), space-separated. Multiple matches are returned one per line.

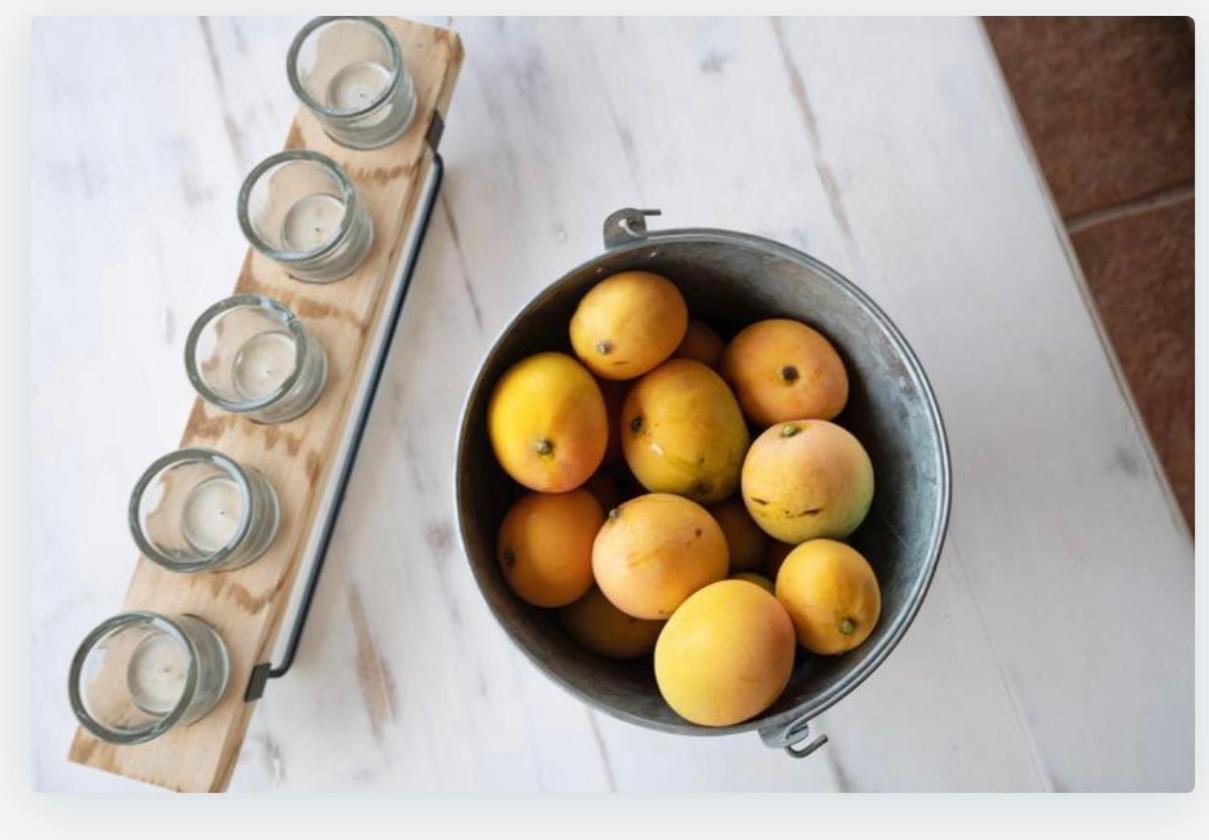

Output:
xmin=977 ymin=20 xmax=1192 ymax=547
xmin=1065 ymin=181 xmax=1195 ymax=234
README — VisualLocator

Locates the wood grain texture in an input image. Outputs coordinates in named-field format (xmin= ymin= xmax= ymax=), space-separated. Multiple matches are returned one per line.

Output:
xmin=65 ymin=17 xmax=463 ymax=792
xmin=33 ymin=17 xmax=1191 ymax=793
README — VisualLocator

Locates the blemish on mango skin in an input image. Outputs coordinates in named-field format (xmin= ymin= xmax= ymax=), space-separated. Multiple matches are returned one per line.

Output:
xmin=788 ymin=507 xmax=823 ymax=519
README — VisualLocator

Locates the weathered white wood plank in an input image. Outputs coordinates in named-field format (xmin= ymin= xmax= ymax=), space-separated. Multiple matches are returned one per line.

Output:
xmin=31 ymin=17 xmax=270 ymax=793
xmin=32 ymin=16 xmax=1192 ymax=792
xmin=768 ymin=16 xmax=1193 ymax=791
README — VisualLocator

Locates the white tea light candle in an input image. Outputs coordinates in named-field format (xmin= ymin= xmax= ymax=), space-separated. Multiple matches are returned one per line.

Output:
xmin=288 ymin=17 xmax=416 ymax=149
xmin=181 ymin=475 xmax=243 ymax=554
xmin=70 ymin=612 xmax=230 ymax=745
xmin=126 ymin=630 xmax=188 ymax=715
xmin=280 ymin=194 xmax=346 ymax=253
xmin=232 ymin=330 xmax=298 ymax=401
xmin=238 ymin=151 xmax=373 ymax=283
xmin=186 ymin=295 xmax=327 ymax=424
xmin=130 ymin=448 xmax=279 ymax=574
xmin=327 ymin=60 xmax=392 ymax=110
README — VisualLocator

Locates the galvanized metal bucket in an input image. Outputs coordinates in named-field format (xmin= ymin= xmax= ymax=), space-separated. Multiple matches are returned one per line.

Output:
xmin=455 ymin=208 xmax=951 ymax=757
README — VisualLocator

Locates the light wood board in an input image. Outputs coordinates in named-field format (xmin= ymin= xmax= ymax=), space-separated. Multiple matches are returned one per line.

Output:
xmin=66 ymin=17 xmax=464 ymax=792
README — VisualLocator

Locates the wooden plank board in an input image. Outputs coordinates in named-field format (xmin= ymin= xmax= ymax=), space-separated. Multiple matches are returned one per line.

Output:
xmin=66 ymin=17 xmax=463 ymax=792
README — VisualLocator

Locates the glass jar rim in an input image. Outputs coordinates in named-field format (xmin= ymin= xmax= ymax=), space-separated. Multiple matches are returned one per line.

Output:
xmin=236 ymin=150 xmax=357 ymax=263
xmin=68 ymin=611 xmax=200 ymax=745
xmin=286 ymin=16 xmax=403 ymax=119
xmin=184 ymin=293 xmax=309 ymax=413
xmin=127 ymin=447 xmax=254 ymax=574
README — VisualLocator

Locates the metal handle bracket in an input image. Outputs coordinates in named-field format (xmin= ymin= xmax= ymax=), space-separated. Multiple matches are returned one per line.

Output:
xmin=759 ymin=714 xmax=830 ymax=759
xmin=245 ymin=130 xmax=447 ymax=702
xmin=603 ymin=207 xmax=662 ymax=248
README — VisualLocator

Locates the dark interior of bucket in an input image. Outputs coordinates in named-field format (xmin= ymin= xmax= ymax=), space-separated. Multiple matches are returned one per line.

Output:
xmin=457 ymin=235 xmax=946 ymax=736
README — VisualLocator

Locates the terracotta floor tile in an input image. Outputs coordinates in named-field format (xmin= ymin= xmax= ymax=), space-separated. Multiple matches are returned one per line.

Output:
xmin=985 ymin=16 xmax=1194 ymax=219
xmin=1070 ymin=198 xmax=1194 ymax=528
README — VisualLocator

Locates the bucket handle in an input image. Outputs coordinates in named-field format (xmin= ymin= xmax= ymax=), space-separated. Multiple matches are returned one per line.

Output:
xmin=759 ymin=714 xmax=829 ymax=759
xmin=603 ymin=207 xmax=661 ymax=248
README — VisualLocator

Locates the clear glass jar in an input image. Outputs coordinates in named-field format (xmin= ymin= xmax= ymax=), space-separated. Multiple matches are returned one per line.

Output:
xmin=185 ymin=294 xmax=328 ymax=423
xmin=69 ymin=612 xmax=230 ymax=745
xmin=287 ymin=16 xmax=417 ymax=150
xmin=238 ymin=150 xmax=373 ymax=283
xmin=129 ymin=448 xmax=279 ymax=574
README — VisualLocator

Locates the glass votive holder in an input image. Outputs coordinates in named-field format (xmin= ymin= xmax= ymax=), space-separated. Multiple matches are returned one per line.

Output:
xmin=129 ymin=448 xmax=280 ymax=574
xmin=185 ymin=294 xmax=328 ymax=423
xmin=69 ymin=611 xmax=230 ymax=745
xmin=238 ymin=150 xmax=373 ymax=283
xmin=287 ymin=16 xmax=417 ymax=150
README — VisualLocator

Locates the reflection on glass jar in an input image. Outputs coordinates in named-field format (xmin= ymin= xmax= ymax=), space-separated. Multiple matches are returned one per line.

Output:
xmin=237 ymin=151 xmax=373 ymax=283
xmin=129 ymin=448 xmax=279 ymax=574
xmin=69 ymin=612 xmax=230 ymax=745
xmin=287 ymin=16 xmax=417 ymax=149
xmin=185 ymin=294 xmax=328 ymax=423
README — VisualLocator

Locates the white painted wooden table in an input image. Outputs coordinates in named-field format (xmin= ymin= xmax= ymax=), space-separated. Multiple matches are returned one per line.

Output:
xmin=31 ymin=16 xmax=1193 ymax=792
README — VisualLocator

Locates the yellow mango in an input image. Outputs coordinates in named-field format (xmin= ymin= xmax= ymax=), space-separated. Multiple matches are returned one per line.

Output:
xmin=731 ymin=572 xmax=775 ymax=594
xmin=570 ymin=271 xmax=688 ymax=380
xmin=621 ymin=359 xmax=749 ymax=505
xmin=710 ymin=498 xmax=768 ymax=571
xmin=654 ymin=580 xmax=795 ymax=727
xmin=776 ymin=539 xmax=881 ymax=654
xmin=559 ymin=586 xmax=665 ymax=659
xmin=741 ymin=420 xmax=873 ymax=543
xmin=592 ymin=493 xmax=728 ymax=620
xmin=488 ymin=352 xmax=607 ymax=492
xmin=497 ymin=490 xmax=603 ymax=607
xmin=721 ymin=318 xmax=848 ymax=426
xmin=674 ymin=319 xmax=724 ymax=368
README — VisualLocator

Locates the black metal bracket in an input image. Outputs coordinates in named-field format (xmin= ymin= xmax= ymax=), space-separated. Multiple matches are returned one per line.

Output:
xmin=245 ymin=127 xmax=447 ymax=703
xmin=602 ymin=207 xmax=661 ymax=248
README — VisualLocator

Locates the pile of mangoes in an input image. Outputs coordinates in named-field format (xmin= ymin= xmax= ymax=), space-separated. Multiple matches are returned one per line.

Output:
xmin=487 ymin=270 xmax=881 ymax=727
